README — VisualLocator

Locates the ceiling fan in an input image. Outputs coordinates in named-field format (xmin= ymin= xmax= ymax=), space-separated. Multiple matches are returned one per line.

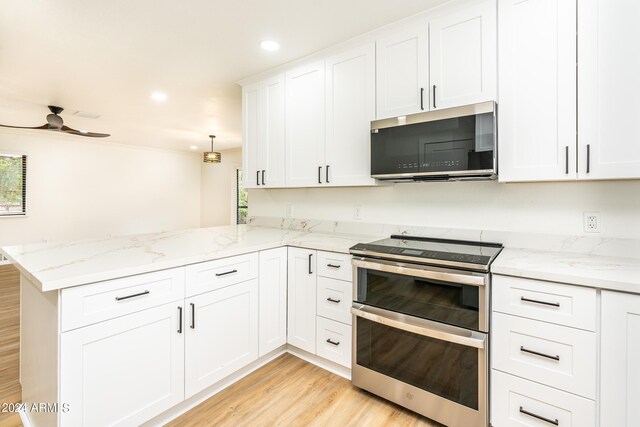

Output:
xmin=0 ymin=105 xmax=110 ymax=138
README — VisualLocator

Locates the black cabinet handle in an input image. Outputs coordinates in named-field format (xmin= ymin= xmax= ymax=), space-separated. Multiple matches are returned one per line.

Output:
xmin=586 ymin=144 xmax=591 ymax=173
xmin=520 ymin=346 xmax=560 ymax=361
xmin=565 ymin=146 xmax=569 ymax=174
xmin=433 ymin=85 xmax=437 ymax=109
xmin=326 ymin=263 xmax=341 ymax=269
xmin=318 ymin=166 xmax=322 ymax=184
xmin=519 ymin=406 xmax=559 ymax=426
xmin=520 ymin=296 xmax=560 ymax=307
xmin=190 ymin=303 xmax=195 ymax=329
xmin=256 ymin=170 xmax=260 ymax=186
xmin=177 ymin=306 xmax=183 ymax=333
xmin=262 ymin=170 xmax=265 ymax=185
xmin=215 ymin=269 xmax=238 ymax=277
xmin=115 ymin=290 xmax=150 ymax=301
xmin=326 ymin=165 xmax=330 ymax=183
xmin=327 ymin=297 xmax=341 ymax=303
xmin=326 ymin=338 xmax=340 ymax=346
xmin=420 ymin=87 xmax=425 ymax=110
xmin=308 ymin=253 xmax=313 ymax=275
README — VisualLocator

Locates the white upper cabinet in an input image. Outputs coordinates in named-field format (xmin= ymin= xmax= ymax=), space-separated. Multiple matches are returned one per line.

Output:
xmin=325 ymin=43 xmax=376 ymax=186
xmin=578 ymin=0 xmax=640 ymax=180
xmin=376 ymin=24 xmax=429 ymax=119
xmin=429 ymin=0 xmax=497 ymax=109
xmin=498 ymin=0 xmax=577 ymax=182
xmin=285 ymin=61 xmax=326 ymax=187
xmin=242 ymin=74 xmax=286 ymax=189
xmin=600 ymin=291 xmax=640 ymax=427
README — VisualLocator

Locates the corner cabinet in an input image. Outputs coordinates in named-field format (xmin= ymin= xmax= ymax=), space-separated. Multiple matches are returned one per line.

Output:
xmin=242 ymin=74 xmax=286 ymax=189
xmin=600 ymin=291 xmax=640 ymax=427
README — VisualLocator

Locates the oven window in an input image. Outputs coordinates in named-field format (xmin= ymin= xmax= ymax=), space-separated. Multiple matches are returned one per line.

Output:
xmin=356 ymin=317 xmax=479 ymax=410
xmin=356 ymin=268 xmax=480 ymax=330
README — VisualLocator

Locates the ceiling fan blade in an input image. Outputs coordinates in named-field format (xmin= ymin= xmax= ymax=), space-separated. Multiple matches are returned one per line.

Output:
xmin=61 ymin=125 xmax=110 ymax=138
xmin=0 ymin=123 xmax=50 ymax=130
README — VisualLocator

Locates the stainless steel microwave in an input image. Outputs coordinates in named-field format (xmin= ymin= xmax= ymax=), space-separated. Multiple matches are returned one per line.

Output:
xmin=370 ymin=102 xmax=497 ymax=182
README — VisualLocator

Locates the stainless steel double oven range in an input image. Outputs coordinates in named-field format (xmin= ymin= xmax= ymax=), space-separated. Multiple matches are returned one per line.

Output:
xmin=349 ymin=236 xmax=502 ymax=427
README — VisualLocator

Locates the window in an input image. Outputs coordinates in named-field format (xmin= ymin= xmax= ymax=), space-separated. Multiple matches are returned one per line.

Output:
xmin=0 ymin=154 xmax=27 ymax=216
xmin=236 ymin=169 xmax=248 ymax=224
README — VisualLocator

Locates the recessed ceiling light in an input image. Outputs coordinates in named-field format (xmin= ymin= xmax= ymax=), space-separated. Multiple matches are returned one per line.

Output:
xmin=79 ymin=130 xmax=89 ymax=134
xmin=260 ymin=40 xmax=280 ymax=51
xmin=151 ymin=91 xmax=167 ymax=102
xmin=189 ymin=145 xmax=198 ymax=150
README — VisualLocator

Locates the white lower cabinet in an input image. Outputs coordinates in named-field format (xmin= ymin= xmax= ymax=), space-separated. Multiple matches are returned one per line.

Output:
xmin=185 ymin=279 xmax=258 ymax=398
xmin=492 ymin=370 xmax=595 ymax=427
xmin=60 ymin=302 xmax=185 ymax=427
xmin=600 ymin=291 xmax=640 ymax=427
xmin=287 ymin=247 xmax=317 ymax=353
xmin=316 ymin=316 xmax=351 ymax=368
xmin=258 ymin=247 xmax=288 ymax=356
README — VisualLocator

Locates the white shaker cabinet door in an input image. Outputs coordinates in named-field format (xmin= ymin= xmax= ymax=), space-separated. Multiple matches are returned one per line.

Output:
xmin=375 ymin=23 xmax=429 ymax=119
xmin=578 ymin=0 xmax=640 ymax=180
xmin=325 ymin=43 xmax=376 ymax=187
xmin=285 ymin=61 xmax=326 ymax=187
xmin=242 ymin=83 xmax=261 ymax=189
xmin=601 ymin=291 xmax=640 ymax=427
xmin=429 ymin=0 xmax=496 ymax=109
xmin=60 ymin=303 xmax=185 ymax=427
xmin=287 ymin=247 xmax=317 ymax=353
xmin=258 ymin=247 xmax=288 ymax=356
xmin=259 ymin=73 xmax=286 ymax=188
xmin=498 ymin=0 xmax=577 ymax=182
xmin=184 ymin=279 xmax=259 ymax=398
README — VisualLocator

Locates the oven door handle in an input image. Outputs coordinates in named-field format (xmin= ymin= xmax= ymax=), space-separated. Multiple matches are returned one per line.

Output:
xmin=351 ymin=257 xmax=486 ymax=287
xmin=351 ymin=304 xmax=486 ymax=349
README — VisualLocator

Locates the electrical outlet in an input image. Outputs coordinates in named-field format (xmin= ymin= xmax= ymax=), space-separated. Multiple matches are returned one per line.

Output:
xmin=583 ymin=212 xmax=601 ymax=233
xmin=285 ymin=204 xmax=293 ymax=218
xmin=353 ymin=205 xmax=362 ymax=221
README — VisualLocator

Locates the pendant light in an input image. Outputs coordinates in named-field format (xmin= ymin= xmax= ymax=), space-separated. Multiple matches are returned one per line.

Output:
xmin=203 ymin=135 xmax=221 ymax=163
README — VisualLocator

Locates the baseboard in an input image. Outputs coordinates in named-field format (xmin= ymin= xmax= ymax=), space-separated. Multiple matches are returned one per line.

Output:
xmin=142 ymin=345 xmax=351 ymax=426
xmin=19 ymin=409 xmax=32 ymax=427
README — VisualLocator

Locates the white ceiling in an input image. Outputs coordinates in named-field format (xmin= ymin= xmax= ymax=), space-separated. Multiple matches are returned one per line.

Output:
xmin=0 ymin=0 xmax=446 ymax=152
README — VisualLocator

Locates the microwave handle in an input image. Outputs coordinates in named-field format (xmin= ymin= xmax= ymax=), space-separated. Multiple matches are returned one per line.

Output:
xmin=351 ymin=304 xmax=486 ymax=349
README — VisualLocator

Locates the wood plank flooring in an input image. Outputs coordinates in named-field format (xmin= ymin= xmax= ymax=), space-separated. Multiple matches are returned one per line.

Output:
xmin=0 ymin=264 xmax=22 ymax=427
xmin=167 ymin=353 xmax=442 ymax=427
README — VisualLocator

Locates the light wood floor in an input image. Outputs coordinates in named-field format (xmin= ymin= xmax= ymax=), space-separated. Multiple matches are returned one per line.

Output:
xmin=0 ymin=264 xmax=21 ymax=427
xmin=167 ymin=353 xmax=442 ymax=427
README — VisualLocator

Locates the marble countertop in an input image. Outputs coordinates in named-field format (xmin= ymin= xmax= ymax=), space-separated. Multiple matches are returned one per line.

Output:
xmin=1 ymin=225 xmax=381 ymax=292
xmin=492 ymin=248 xmax=640 ymax=293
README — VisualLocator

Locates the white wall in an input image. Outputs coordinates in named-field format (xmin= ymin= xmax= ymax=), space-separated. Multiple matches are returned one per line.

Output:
xmin=0 ymin=130 xmax=202 ymax=247
xmin=248 ymin=180 xmax=640 ymax=239
xmin=201 ymin=148 xmax=242 ymax=227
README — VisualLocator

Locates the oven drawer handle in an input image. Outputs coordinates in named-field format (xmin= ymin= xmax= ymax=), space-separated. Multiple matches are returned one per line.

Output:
xmin=519 ymin=406 xmax=559 ymax=426
xmin=351 ymin=305 xmax=486 ymax=349
xmin=351 ymin=258 xmax=486 ymax=287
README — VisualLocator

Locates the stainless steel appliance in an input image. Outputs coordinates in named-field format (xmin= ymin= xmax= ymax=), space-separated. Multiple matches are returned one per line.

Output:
xmin=350 ymin=236 xmax=503 ymax=427
xmin=370 ymin=102 xmax=497 ymax=181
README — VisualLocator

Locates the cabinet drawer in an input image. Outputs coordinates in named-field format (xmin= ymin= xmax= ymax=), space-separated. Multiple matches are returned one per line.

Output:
xmin=316 ymin=316 xmax=352 ymax=368
xmin=185 ymin=253 xmax=258 ymax=297
xmin=61 ymin=268 xmax=185 ymax=331
xmin=492 ymin=312 xmax=596 ymax=399
xmin=317 ymin=276 xmax=352 ymax=325
xmin=491 ymin=370 xmax=595 ymax=427
xmin=493 ymin=275 xmax=596 ymax=331
xmin=316 ymin=251 xmax=353 ymax=281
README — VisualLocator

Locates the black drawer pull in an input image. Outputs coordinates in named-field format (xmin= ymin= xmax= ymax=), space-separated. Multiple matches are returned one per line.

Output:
xmin=520 ymin=346 xmax=560 ymax=361
xmin=215 ymin=269 xmax=238 ymax=277
xmin=177 ymin=306 xmax=183 ymax=334
xmin=327 ymin=297 xmax=341 ymax=303
xmin=326 ymin=263 xmax=341 ymax=269
xmin=520 ymin=297 xmax=560 ymax=307
xmin=115 ymin=290 xmax=150 ymax=301
xmin=326 ymin=338 xmax=340 ymax=346
xmin=190 ymin=303 xmax=195 ymax=329
xmin=519 ymin=406 xmax=559 ymax=426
